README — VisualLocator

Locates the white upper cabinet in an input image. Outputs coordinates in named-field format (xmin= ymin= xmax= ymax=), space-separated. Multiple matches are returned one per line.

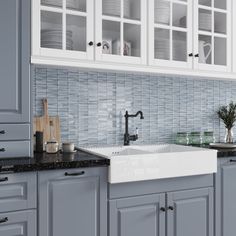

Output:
xmin=31 ymin=0 xmax=233 ymax=77
xmin=149 ymin=0 xmax=231 ymax=72
xmin=32 ymin=0 xmax=94 ymax=61
xmin=95 ymin=0 xmax=147 ymax=65
xmin=148 ymin=0 xmax=193 ymax=69
xmin=194 ymin=0 xmax=231 ymax=72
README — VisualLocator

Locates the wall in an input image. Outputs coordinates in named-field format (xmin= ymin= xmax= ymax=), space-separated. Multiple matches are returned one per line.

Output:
xmin=33 ymin=66 xmax=236 ymax=147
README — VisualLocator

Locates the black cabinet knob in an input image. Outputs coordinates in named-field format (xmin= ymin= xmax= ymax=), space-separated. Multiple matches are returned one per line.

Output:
xmin=0 ymin=177 xmax=8 ymax=182
xmin=188 ymin=53 xmax=193 ymax=57
xmin=88 ymin=41 xmax=94 ymax=46
xmin=195 ymin=54 xmax=199 ymax=58
xmin=0 ymin=130 xmax=5 ymax=134
xmin=0 ymin=217 xmax=8 ymax=224
xmin=160 ymin=207 xmax=166 ymax=212
xmin=97 ymin=42 xmax=102 ymax=47
xmin=0 ymin=148 xmax=5 ymax=152
xmin=168 ymin=206 xmax=174 ymax=211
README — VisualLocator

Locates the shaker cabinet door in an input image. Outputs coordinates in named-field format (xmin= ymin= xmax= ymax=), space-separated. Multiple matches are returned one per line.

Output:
xmin=167 ymin=188 xmax=213 ymax=236
xmin=109 ymin=193 xmax=166 ymax=236
xmin=38 ymin=168 xmax=107 ymax=236
xmin=0 ymin=0 xmax=30 ymax=123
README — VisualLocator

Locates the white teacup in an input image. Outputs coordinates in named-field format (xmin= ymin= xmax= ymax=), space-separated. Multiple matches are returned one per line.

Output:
xmin=62 ymin=142 xmax=75 ymax=153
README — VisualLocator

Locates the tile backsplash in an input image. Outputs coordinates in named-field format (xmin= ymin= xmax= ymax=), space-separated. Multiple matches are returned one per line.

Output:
xmin=33 ymin=66 xmax=236 ymax=146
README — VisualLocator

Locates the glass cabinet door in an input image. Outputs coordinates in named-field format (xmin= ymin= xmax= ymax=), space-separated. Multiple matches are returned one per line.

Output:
xmin=32 ymin=0 xmax=94 ymax=60
xmin=95 ymin=0 xmax=146 ymax=64
xmin=149 ymin=0 xmax=192 ymax=68
xmin=196 ymin=0 xmax=230 ymax=70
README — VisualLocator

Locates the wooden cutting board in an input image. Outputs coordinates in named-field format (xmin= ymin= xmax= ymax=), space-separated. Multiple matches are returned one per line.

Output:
xmin=33 ymin=98 xmax=61 ymax=145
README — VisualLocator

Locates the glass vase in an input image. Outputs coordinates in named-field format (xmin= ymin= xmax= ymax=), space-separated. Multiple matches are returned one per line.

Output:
xmin=225 ymin=128 xmax=234 ymax=143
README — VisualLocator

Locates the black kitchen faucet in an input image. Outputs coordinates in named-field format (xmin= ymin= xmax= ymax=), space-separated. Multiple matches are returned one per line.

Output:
xmin=124 ymin=111 xmax=144 ymax=146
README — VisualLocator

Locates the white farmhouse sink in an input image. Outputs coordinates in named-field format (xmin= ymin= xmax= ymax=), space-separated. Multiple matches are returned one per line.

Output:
xmin=80 ymin=144 xmax=217 ymax=184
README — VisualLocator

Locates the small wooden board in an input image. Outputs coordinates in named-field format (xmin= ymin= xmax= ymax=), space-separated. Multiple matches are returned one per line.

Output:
xmin=33 ymin=98 xmax=61 ymax=145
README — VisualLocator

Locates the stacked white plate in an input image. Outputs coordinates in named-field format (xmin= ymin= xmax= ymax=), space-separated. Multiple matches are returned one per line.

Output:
xmin=199 ymin=12 xmax=211 ymax=31
xmin=41 ymin=30 xmax=73 ymax=50
xmin=41 ymin=0 xmax=78 ymax=9
xmin=155 ymin=0 xmax=170 ymax=24
xmin=155 ymin=38 xmax=169 ymax=59
xmin=103 ymin=0 xmax=130 ymax=17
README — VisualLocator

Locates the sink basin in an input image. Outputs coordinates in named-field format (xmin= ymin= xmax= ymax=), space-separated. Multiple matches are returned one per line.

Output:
xmin=80 ymin=144 xmax=217 ymax=184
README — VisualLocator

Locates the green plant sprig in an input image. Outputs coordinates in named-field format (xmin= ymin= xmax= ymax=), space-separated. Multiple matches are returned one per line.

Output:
xmin=217 ymin=101 xmax=236 ymax=129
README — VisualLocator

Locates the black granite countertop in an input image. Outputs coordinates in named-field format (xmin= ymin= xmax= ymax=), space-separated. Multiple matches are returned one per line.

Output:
xmin=0 ymin=150 xmax=109 ymax=173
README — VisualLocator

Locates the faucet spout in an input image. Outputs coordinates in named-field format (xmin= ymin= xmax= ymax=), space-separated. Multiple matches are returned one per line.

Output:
xmin=124 ymin=110 xmax=144 ymax=146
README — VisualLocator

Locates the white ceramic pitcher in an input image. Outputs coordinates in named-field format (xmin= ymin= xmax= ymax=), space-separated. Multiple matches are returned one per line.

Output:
xmin=199 ymin=40 xmax=212 ymax=64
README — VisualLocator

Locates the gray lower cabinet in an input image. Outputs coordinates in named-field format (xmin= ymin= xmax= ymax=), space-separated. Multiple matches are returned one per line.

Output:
xmin=0 ymin=210 xmax=36 ymax=236
xmin=109 ymin=180 xmax=214 ymax=236
xmin=215 ymin=157 xmax=236 ymax=236
xmin=167 ymin=188 xmax=213 ymax=236
xmin=109 ymin=193 xmax=166 ymax=236
xmin=38 ymin=167 xmax=107 ymax=236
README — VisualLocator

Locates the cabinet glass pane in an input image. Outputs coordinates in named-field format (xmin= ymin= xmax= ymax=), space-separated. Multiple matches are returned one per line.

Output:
xmin=66 ymin=15 xmax=86 ymax=51
xmin=155 ymin=28 xmax=170 ymax=60
xmin=154 ymin=0 xmax=170 ymax=25
xmin=124 ymin=0 xmax=140 ymax=20
xmin=214 ymin=37 xmax=226 ymax=65
xmin=41 ymin=11 xmax=62 ymax=49
xmin=103 ymin=0 xmax=121 ymax=17
xmin=124 ymin=23 xmax=140 ymax=57
xmin=214 ymin=12 xmax=226 ymax=34
xmin=199 ymin=0 xmax=211 ymax=7
xmin=199 ymin=9 xmax=212 ymax=32
xmin=41 ymin=0 xmax=62 ymax=8
xmin=173 ymin=3 xmax=187 ymax=28
xmin=103 ymin=20 xmax=120 ymax=55
xmin=66 ymin=0 xmax=86 ymax=12
xmin=214 ymin=0 xmax=226 ymax=10
xmin=173 ymin=31 xmax=187 ymax=62
xmin=198 ymin=35 xmax=212 ymax=64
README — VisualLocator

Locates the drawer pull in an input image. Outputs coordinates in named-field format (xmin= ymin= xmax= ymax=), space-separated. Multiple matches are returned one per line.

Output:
xmin=230 ymin=159 xmax=236 ymax=162
xmin=0 ymin=148 xmax=5 ymax=152
xmin=168 ymin=206 xmax=174 ymax=211
xmin=0 ymin=217 xmax=8 ymax=224
xmin=0 ymin=177 xmax=8 ymax=182
xmin=0 ymin=130 xmax=5 ymax=134
xmin=65 ymin=171 xmax=85 ymax=176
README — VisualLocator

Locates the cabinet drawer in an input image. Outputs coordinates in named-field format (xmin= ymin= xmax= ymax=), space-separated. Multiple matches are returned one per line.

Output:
xmin=0 ymin=210 xmax=36 ymax=236
xmin=0 ymin=172 xmax=36 ymax=213
xmin=0 ymin=124 xmax=30 ymax=141
xmin=0 ymin=141 xmax=30 ymax=158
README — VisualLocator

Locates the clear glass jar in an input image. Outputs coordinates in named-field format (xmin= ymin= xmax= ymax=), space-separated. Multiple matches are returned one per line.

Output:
xmin=189 ymin=132 xmax=202 ymax=146
xmin=175 ymin=132 xmax=189 ymax=145
xmin=45 ymin=141 xmax=59 ymax=154
xmin=202 ymin=131 xmax=215 ymax=145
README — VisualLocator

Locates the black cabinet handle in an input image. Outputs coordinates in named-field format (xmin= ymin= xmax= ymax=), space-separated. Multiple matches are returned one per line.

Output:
xmin=188 ymin=53 xmax=193 ymax=57
xmin=0 ymin=130 xmax=5 ymax=134
xmin=97 ymin=42 xmax=102 ymax=47
xmin=160 ymin=207 xmax=166 ymax=212
xmin=168 ymin=206 xmax=174 ymax=211
xmin=195 ymin=54 xmax=199 ymax=58
xmin=0 ymin=217 xmax=8 ymax=224
xmin=88 ymin=41 xmax=94 ymax=46
xmin=0 ymin=177 xmax=8 ymax=182
xmin=230 ymin=159 xmax=236 ymax=162
xmin=65 ymin=171 xmax=85 ymax=176
xmin=0 ymin=148 xmax=5 ymax=152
